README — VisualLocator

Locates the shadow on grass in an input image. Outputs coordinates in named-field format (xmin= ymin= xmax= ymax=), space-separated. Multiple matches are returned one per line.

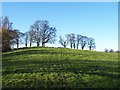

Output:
xmin=2 ymin=49 xmax=68 ymax=58
xmin=2 ymin=48 xmax=119 ymax=88
xmin=2 ymin=49 xmax=86 ymax=58
xmin=3 ymin=58 xmax=119 ymax=79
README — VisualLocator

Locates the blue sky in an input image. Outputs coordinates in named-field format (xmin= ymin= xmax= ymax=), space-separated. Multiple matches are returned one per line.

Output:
xmin=2 ymin=2 xmax=118 ymax=51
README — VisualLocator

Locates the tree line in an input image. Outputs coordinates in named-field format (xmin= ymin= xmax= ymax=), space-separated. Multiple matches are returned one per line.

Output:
xmin=23 ymin=20 xmax=57 ymax=48
xmin=104 ymin=49 xmax=119 ymax=53
xmin=59 ymin=34 xmax=96 ymax=50
xmin=0 ymin=16 xmax=57 ymax=52
xmin=0 ymin=16 xmax=96 ymax=52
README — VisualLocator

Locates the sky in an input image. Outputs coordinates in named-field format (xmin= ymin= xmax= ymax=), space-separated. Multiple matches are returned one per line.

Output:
xmin=1 ymin=0 xmax=119 ymax=2
xmin=2 ymin=2 xmax=118 ymax=51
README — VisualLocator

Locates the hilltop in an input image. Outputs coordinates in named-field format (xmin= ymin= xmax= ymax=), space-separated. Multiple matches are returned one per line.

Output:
xmin=2 ymin=47 xmax=119 ymax=88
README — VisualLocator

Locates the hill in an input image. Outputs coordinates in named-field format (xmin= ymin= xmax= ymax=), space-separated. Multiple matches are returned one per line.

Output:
xmin=2 ymin=47 xmax=119 ymax=88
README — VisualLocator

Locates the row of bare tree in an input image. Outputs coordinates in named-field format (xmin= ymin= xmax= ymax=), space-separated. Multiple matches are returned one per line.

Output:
xmin=59 ymin=33 xmax=96 ymax=50
xmin=0 ymin=16 xmax=95 ymax=52
xmin=0 ymin=16 xmax=24 ymax=51
xmin=24 ymin=20 xmax=56 ymax=48
xmin=0 ymin=16 xmax=57 ymax=51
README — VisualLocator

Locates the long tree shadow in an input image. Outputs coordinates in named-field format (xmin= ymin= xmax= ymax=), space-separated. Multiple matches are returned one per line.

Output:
xmin=3 ymin=58 xmax=119 ymax=79
xmin=2 ymin=49 xmax=88 ymax=58
xmin=2 ymin=50 xmax=54 ymax=57
xmin=2 ymin=49 xmax=119 ymax=88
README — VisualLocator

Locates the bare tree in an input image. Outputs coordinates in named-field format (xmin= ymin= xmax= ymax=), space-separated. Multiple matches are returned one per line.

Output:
xmin=28 ymin=25 xmax=35 ymax=47
xmin=104 ymin=49 xmax=109 ymax=52
xmin=0 ymin=17 xmax=2 ymax=28
xmin=31 ymin=20 xmax=57 ymax=47
xmin=88 ymin=37 xmax=96 ymax=50
xmin=1 ymin=16 xmax=15 ymax=51
xmin=24 ymin=31 xmax=29 ymax=47
xmin=116 ymin=50 xmax=120 ymax=53
xmin=67 ymin=33 xmax=76 ymax=49
xmin=40 ymin=20 xmax=56 ymax=47
xmin=73 ymin=43 xmax=75 ymax=49
xmin=0 ymin=28 xmax=2 ymax=51
xmin=79 ymin=36 xmax=88 ymax=50
xmin=109 ymin=49 xmax=114 ymax=52
xmin=32 ymin=20 xmax=41 ymax=47
xmin=76 ymin=34 xmax=82 ymax=49
xmin=13 ymin=29 xmax=24 ymax=49
xmin=59 ymin=35 xmax=68 ymax=48
xmin=2 ymin=16 xmax=12 ymax=30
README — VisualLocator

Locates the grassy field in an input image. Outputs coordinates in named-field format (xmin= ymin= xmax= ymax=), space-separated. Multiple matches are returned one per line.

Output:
xmin=2 ymin=47 xmax=119 ymax=89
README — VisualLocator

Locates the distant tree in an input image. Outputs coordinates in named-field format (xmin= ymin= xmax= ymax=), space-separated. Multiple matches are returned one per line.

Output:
xmin=59 ymin=35 xmax=68 ymax=48
xmin=10 ymin=30 xmax=18 ymax=49
xmin=2 ymin=28 xmax=11 ymax=51
xmin=28 ymin=25 xmax=35 ymax=47
xmin=24 ymin=31 xmax=29 ymax=47
xmin=18 ymin=31 xmax=24 ymax=48
xmin=73 ymin=43 xmax=75 ymax=49
xmin=76 ymin=34 xmax=82 ymax=49
xmin=13 ymin=29 xmax=24 ymax=49
xmin=0 ymin=16 xmax=16 ymax=51
xmin=104 ymin=49 xmax=109 ymax=52
xmin=109 ymin=49 xmax=114 ymax=52
xmin=40 ymin=20 xmax=57 ymax=47
xmin=67 ymin=33 xmax=76 ymax=49
xmin=31 ymin=20 xmax=57 ymax=47
xmin=2 ymin=29 xmax=19 ymax=51
xmin=1 ymin=16 xmax=13 ymax=30
xmin=0 ymin=28 xmax=1 ymax=51
xmin=88 ymin=37 xmax=96 ymax=50
xmin=31 ymin=20 xmax=41 ymax=47
xmin=116 ymin=50 xmax=120 ymax=53
xmin=79 ymin=36 xmax=88 ymax=50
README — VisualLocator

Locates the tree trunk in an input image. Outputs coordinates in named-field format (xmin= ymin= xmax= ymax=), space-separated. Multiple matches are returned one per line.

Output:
xmin=17 ymin=39 xmax=19 ymax=49
xmin=30 ymin=38 xmax=32 ymax=47
xmin=70 ymin=43 xmax=72 ymax=49
xmin=42 ymin=42 xmax=45 ymax=47
xmin=64 ymin=45 xmax=66 ymax=48
xmin=82 ymin=46 xmax=84 ymax=50
xmin=25 ymin=43 xmax=27 ymax=47
xmin=17 ymin=43 xmax=19 ymax=49
xmin=89 ymin=46 xmax=91 ymax=50
xmin=77 ymin=44 xmax=78 ymax=49
xmin=30 ymin=42 xmax=31 ymax=47
xmin=37 ymin=42 xmax=39 ymax=47
xmin=74 ymin=43 xmax=75 ymax=49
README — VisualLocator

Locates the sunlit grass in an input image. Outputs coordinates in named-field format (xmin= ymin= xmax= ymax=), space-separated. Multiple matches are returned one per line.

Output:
xmin=2 ymin=47 xmax=119 ymax=88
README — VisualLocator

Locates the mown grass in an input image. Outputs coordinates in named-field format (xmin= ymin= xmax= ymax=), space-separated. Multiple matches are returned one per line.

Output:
xmin=2 ymin=47 xmax=119 ymax=89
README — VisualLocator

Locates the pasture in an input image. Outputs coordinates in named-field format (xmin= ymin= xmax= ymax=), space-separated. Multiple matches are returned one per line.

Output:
xmin=2 ymin=47 xmax=119 ymax=88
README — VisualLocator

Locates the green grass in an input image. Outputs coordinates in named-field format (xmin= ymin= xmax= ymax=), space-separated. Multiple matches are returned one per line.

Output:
xmin=2 ymin=47 xmax=119 ymax=88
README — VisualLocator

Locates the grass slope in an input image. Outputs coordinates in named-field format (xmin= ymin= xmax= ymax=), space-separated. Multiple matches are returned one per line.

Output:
xmin=2 ymin=47 xmax=119 ymax=88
